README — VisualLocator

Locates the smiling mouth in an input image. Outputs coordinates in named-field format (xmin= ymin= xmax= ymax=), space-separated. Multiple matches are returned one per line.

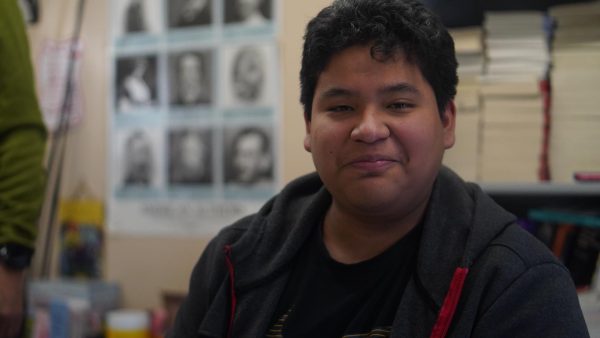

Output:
xmin=347 ymin=155 xmax=398 ymax=172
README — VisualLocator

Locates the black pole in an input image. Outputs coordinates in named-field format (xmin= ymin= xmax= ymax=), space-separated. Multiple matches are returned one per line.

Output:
xmin=40 ymin=0 xmax=87 ymax=278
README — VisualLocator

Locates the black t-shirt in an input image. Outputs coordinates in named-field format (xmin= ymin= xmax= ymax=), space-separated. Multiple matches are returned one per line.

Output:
xmin=266 ymin=222 xmax=422 ymax=338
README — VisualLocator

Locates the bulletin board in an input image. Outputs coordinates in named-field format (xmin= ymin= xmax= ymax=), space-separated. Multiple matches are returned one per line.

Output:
xmin=108 ymin=0 xmax=280 ymax=236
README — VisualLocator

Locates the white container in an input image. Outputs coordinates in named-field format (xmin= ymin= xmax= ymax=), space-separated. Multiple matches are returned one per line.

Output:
xmin=106 ymin=309 xmax=150 ymax=338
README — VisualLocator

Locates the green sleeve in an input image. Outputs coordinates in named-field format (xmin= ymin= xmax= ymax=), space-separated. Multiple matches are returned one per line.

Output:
xmin=0 ymin=0 xmax=48 ymax=249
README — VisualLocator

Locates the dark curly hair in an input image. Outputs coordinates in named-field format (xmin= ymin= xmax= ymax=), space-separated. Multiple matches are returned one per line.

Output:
xmin=300 ymin=0 xmax=458 ymax=120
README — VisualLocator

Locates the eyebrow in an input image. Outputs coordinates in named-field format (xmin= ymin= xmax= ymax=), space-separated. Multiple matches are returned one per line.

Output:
xmin=318 ymin=82 xmax=421 ymax=100
xmin=318 ymin=87 xmax=356 ymax=100
xmin=380 ymin=83 xmax=420 ymax=96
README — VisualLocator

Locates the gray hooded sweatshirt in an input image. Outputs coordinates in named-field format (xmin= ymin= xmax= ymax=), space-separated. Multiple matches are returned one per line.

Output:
xmin=171 ymin=167 xmax=589 ymax=338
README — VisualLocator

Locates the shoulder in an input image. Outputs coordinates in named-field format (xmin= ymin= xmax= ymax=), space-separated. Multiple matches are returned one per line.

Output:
xmin=201 ymin=213 xmax=257 ymax=261
xmin=191 ymin=172 xmax=327 ymax=282
xmin=484 ymin=223 xmax=565 ymax=275
xmin=470 ymin=223 xmax=576 ymax=312
xmin=468 ymin=224 xmax=588 ymax=337
xmin=474 ymin=223 xmax=568 ymax=283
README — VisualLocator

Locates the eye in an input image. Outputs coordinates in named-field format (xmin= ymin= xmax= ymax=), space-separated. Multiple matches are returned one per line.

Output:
xmin=388 ymin=102 xmax=413 ymax=110
xmin=327 ymin=105 xmax=354 ymax=113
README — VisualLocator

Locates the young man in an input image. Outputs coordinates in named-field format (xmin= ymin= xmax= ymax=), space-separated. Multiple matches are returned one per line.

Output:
xmin=171 ymin=0 xmax=588 ymax=337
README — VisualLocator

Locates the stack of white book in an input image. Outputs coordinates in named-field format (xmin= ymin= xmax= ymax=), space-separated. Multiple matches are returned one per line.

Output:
xmin=549 ymin=1 xmax=600 ymax=182
xmin=479 ymin=11 xmax=550 ymax=182
xmin=444 ymin=26 xmax=484 ymax=181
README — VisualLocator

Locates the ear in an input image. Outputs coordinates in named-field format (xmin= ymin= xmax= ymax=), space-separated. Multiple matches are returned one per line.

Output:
xmin=441 ymin=100 xmax=456 ymax=149
xmin=303 ymin=116 xmax=312 ymax=153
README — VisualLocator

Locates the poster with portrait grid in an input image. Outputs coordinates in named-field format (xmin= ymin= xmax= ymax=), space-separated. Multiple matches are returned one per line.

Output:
xmin=108 ymin=0 xmax=280 ymax=235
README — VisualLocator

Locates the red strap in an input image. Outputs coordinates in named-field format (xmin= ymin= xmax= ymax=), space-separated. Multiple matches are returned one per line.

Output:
xmin=224 ymin=245 xmax=237 ymax=338
xmin=430 ymin=267 xmax=469 ymax=338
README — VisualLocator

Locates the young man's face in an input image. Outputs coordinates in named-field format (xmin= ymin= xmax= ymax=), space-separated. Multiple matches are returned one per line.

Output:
xmin=304 ymin=44 xmax=455 ymax=219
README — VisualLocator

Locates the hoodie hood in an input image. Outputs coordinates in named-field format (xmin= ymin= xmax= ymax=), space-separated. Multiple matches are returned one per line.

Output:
xmin=226 ymin=172 xmax=329 ymax=291
xmin=417 ymin=167 xmax=517 ymax=308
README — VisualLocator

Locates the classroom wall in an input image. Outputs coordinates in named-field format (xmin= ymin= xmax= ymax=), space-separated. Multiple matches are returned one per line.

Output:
xmin=26 ymin=0 xmax=325 ymax=309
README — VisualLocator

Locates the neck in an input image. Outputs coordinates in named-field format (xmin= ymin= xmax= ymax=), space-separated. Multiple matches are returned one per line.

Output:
xmin=322 ymin=198 xmax=428 ymax=264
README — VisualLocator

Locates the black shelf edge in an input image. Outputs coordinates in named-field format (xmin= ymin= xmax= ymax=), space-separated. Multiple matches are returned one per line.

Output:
xmin=481 ymin=182 xmax=600 ymax=196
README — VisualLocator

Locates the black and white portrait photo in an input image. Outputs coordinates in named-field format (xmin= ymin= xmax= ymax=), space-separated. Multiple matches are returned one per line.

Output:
xmin=222 ymin=43 xmax=276 ymax=108
xmin=114 ymin=0 xmax=161 ymax=37
xmin=121 ymin=129 xmax=155 ymax=187
xmin=225 ymin=126 xmax=273 ymax=186
xmin=168 ymin=128 xmax=213 ymax=185
xmin=231 ymin=46 xmax=264 ymax=103
xmin=168 ymin=0 xmax=212 ymax=28
xmin=115 ymin=55 xmax=158 ymax=112
xmin=18 ymin=0 xmax=39 ymax=24
xmin=169 ymin=50 xmax=212 ymax=106
xmin=124 ymin=0 xmax=146 ymax=33
xmin=224 ymin=0 xmax=272 ymax=26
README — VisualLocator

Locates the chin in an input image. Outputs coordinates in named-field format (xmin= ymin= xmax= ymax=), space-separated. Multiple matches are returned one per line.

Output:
xmin=345 ymin=186 xmax=399 ymax=209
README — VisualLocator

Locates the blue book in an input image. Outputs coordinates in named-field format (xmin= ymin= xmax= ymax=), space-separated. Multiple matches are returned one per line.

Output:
xmin=50 ymin=299 xmax=70 ymax=338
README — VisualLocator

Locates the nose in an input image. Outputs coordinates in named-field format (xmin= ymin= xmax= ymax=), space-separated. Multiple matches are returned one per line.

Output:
xmin=350 ymin=108 xmax=390 ymax=143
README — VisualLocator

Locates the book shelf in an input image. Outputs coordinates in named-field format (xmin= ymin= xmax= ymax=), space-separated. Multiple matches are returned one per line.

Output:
xmin=484 ymin=181 xmax=600 ymax=292
xmin=428 ymin=0 xmax=600 ymax=333
xmin=482 ymin=182 xmax=600 ymax=219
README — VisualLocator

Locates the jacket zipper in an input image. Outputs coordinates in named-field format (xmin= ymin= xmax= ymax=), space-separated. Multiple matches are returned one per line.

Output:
xmin=430 ymin=267 xmax=470 ymax=338
xmin=224 ymin=245 xmax=237 ymax=338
